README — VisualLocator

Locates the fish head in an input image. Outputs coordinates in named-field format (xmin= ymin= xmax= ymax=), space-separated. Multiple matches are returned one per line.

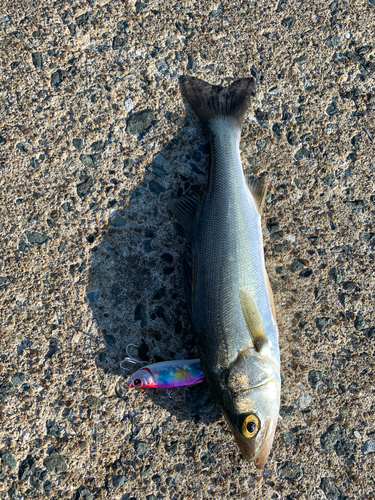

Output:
xmin=223 ymin=381 xmax=280 ymax=468
xmin=128 ymin=367 xmax=156 ymax=389
xmin=211 ymin=352 xmax=280 ymax=468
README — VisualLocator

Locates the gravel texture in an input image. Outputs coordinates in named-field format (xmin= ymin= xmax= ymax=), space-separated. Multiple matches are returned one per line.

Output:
xmin=0 ymin=1 xmax=375 ymax=499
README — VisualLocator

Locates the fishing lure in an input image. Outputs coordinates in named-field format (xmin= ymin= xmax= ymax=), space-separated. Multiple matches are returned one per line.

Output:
xmin=128 ymin=359 xmax=205 ymax=389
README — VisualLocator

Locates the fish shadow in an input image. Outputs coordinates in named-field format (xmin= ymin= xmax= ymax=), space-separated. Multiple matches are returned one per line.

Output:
xmin=85 ymin=118 xmax=221 ymax=422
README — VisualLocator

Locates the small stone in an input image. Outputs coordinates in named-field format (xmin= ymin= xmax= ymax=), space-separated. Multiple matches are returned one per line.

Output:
xmin=61 ymin=408 xmax=72 ymax=418
xmin=87 ymin=291 xmax=99 ymax=304
xmin=112 ymin=36 xmax=126 ymax=50
xmin=308 ymin=370 xmax=322 ymax=389
xmin=291 ymin=259 xmax=306 ymax=272
xmin=282 ymin=432 xmax=296 ymax=445
xmin=73 ymin=138 xmax=83 ymax=150
xmin=85 ymin=395 xmax=101 ymax=410
xmin=362 ymin=441 xmax=375 ymax=455
xmin=282 ymin=16 xmax=296 ymax=28
xmin=32 ymin=52 xmax=42 ymax=69
xmin=174 ymin=463 xmax=185 ymax=473
xmin=329 ymin=266 xmax=342 ymax=283
xmin=73 ymin=486 xmax=93 ymax=500
xmin=256 ymin=139 xmax=266 ymax=150
xmin=325 ymin=35 xmax=339 ymax=48
xmin=326 ymin=102 xmax=339 ymax=116
xmin=165 ymin=441 xmax=179 ymax=456
xmin=185 ymin=382 xmax=216 ymax=414
xmin=279 ymin=405 xmax=294 ymax=417
xmin=76 ymin=12 xmax=90 ymax=27
xmin=294 ymin=148 xmax=311 ymax=160
xmin=277 ymin=461 xmax=303 ymax=482
xmin=323 ymin=173 xmax=335 ymax=186
xmin=0 ymin=15 xmax=11 ymax=23
xmin=46 ymin=419 xmax=59 ymax=437
xmin=79 ymin=154 xmax=94 ymax=167
xmin=187 ymin=54 xmax=197 ymax=70
xmin=152 ymin=287 xmax=166 ymax=300
xmin=127 ymin=109 xmax=156 ymax=137
xmin=316 ymin=317 xmax=331 ymax=331
xmin=359 ymin=232 xmax=375 ymax=244
xmin=200 ymin=452 xmax=216 ymax=467
xmin=354 ymin=317 xmax=369 ymax=331
xmin=134 ymin=441 xmax=149 ymax=457
xmin=338 ymin=292 xmax=350 ymax=309
xmin=110 ymin=213 xmax=126 ymax=227
xmin=1 ymin=449 xmax=16 ymax=468
xmin=51 ymin=70 xmax=64 ymax=88
xmin=155 ymin=58 xmax=169 ymax=74
xmin=104 ymin=334 xmax=116 ymax=346
xmin=160 ymin=253 xmax=173 ymax=264
xmin=135 ymin=303 xmax=147 ymax=327
xmin=320 ymin=424 xmax=355 ymax=459
xmin=296 ymin=393 xmax=311 ymax=409
xmin=25 ymin=231 xmax=48 ymax=245
xmin=320 ymin=477 xmax=341 ymax=500
xmin=342 ymin=281 xmax=356 ymax=292
xmin=272 ymin=123 xmax=282 ymax=139
xmin=151 ymin=165 xmax=167 ymax=177
xmin=18 ymin=454 xmax=36 ymax=481
xmin=11 ymin=372 xmax=25 ymax=386
xmin=124 ymin=98 xmax=133 ymax=112
xmin=149 ymin=180 xmax=166 ymax=195
xmin=112 ymin=475 xmax=127 ymax=488
xmin=76 ymin=176 xmax=94 ymax=196
xmin=31 ymin=468 xmax=48 ymax=490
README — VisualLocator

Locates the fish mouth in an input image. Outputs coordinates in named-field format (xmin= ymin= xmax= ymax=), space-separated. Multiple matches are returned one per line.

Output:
xmin=232 ymin=418 xmax=277 ymax=468
xmin=253 ymin=419 xmax=277 ymax=468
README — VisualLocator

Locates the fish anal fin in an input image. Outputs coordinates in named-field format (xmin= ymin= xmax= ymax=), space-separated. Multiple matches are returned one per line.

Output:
xmin=239 ymin=289 xmax=268 ymax=352
xmin=167 ymin=193 xmax=201 ymax=241
xmin=246 ymin=177 xmax=269 ymax=214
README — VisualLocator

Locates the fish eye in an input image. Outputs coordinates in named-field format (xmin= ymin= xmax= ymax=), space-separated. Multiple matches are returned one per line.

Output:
xmin=242 ymin=415 xmax=260 ymax=438
xmin=133 ymin=378 xmax=142 ymax=388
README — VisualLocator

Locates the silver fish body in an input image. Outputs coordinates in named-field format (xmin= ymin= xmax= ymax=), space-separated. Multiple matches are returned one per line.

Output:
xmin=170 ymin=77 xmax=281 ymax=467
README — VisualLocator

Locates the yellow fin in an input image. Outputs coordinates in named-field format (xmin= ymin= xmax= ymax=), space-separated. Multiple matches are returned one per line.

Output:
xmin=239 ymin=289 xmax=268 ymax=352
xmin=246 ymin=177 xmax=269 ymax=214
xmin=266 ymin=273 xmax=277 ymax=322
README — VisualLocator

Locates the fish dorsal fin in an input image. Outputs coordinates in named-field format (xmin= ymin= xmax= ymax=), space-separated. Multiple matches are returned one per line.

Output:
xmin=266 ymin=273 xmax=277 ymax=323
xmin=167 ymin=193 xmax=201 ymax=241
xmin=246 ymin=177 xmax=269 ymax=214
xmin=239 ymin=289 xmax=268 ymax=352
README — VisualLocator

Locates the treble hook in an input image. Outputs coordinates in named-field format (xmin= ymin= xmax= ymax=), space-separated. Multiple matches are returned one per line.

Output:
xmin=119 ymin=344 xmax=148 ymax=371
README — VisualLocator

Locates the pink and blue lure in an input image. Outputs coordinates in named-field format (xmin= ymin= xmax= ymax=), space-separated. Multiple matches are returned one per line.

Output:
xmin=128 ymin=359 xmax=205 ymax=389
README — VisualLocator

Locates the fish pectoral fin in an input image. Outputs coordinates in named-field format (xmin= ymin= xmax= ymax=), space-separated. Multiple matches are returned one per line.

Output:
xmin=167 ymin=193 xmax=201 ymax=241
xmin=239 ymin=289 xmax=268 ymax=352
xmin=246 ymin=177 xmax=269 ymax=214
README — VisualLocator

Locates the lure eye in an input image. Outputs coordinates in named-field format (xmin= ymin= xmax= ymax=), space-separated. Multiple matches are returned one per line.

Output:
xmin=242 ymin=415 xmax=260 ymax=438
xmin=133 ymin=378 xmax=142 ymax=388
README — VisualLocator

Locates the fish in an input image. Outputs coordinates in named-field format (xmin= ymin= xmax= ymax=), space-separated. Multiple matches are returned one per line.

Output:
xmin=128 ymin=359 xmax=205 ymax=389
xmin=168 ymin=76 xmax=281 ymax=468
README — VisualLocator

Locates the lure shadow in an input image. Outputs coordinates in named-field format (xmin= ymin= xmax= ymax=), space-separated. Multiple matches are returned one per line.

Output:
xmin=85 ymin=120 xmax=221 ymax=421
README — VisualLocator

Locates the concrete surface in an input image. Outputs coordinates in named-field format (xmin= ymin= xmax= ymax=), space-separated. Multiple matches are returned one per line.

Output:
xmin=0 ymin=0 xmax=374 ymax=499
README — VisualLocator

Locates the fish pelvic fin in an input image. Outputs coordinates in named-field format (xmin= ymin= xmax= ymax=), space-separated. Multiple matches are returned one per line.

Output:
xmin=180 ymin=76 xmax=255 ymax=137
xmin=167 ymin=192 xmax=201 ymax=241
xmin=246 ymin=177 xmax=269 ymax=214
xmin=239 ymin=289 xmax=268 ymax=353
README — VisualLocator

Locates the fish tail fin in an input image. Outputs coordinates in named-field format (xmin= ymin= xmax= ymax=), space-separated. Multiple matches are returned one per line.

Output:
xmin=180 ymin=76 xmax=255 ymax=137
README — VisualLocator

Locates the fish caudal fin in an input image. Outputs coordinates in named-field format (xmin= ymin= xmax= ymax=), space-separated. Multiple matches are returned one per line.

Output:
xmin=180 ymin=76 xmax=255 ymax=137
